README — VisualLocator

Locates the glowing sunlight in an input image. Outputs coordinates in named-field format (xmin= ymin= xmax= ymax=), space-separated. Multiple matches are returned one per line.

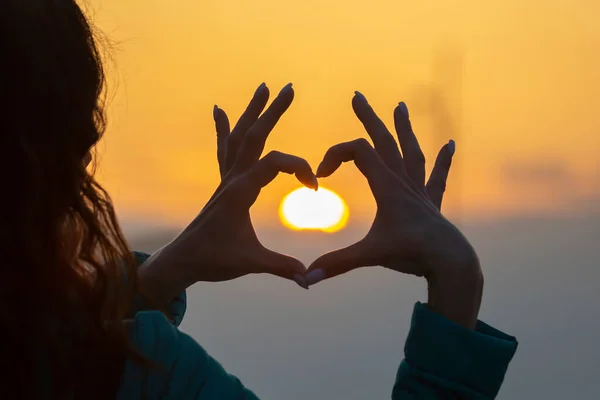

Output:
xmin=279 ymin=187 xmax=349 ymax=233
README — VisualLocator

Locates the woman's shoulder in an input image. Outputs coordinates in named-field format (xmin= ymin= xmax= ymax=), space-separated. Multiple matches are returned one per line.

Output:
xmin=118 ymin=311 xmax=259 ymax=400
xmin=118 ymin=311 xmax=210 ymax=399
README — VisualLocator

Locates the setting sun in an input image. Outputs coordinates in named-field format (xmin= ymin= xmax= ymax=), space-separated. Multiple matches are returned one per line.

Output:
xmin=279 ymin=187 xmax=349 ymax=233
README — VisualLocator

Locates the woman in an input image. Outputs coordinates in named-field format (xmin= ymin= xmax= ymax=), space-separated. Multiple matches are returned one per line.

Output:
xmin=0 ymin=1 xmax=517 ymax=399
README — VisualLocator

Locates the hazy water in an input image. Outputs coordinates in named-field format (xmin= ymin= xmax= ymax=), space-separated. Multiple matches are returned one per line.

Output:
xmin=127 ymin=213 xmax=600 ymax=399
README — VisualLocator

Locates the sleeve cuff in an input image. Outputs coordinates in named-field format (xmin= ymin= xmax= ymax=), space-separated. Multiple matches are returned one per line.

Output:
xmin=131 ymin=251 xmax=187 ymax=327
xmin=404 ymin=302 xmax=518 ymax=398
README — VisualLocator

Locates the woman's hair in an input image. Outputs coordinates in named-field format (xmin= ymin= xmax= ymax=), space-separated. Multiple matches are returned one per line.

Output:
xmin=0 ymin=1 xmax=140 ymax=397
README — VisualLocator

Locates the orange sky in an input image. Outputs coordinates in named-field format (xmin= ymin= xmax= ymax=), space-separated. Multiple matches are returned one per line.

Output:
xmin=90 ymin=0 xmax=600 ymax=227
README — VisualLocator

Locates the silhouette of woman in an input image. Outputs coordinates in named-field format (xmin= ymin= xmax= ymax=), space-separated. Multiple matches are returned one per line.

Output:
xmin=0 ymin=1 xmax=517 ymax=398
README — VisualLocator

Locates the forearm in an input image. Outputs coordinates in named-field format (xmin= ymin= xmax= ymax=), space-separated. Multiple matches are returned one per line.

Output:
xmin=426 ymin=260 xmax=483 ymax=329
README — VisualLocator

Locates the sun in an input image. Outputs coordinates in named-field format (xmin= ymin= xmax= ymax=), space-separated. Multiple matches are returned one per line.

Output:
xmin=279 ymin=187 xmax=349 ymax=233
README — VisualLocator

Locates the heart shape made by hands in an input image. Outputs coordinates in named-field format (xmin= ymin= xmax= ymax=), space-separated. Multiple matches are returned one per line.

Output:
xmin=175 ymin=83 xmax=458 ymax=294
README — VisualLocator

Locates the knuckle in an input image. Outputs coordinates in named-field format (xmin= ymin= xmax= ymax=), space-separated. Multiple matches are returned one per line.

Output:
xmin=265 ymin=150 xmax=283 ymax=159
xmin=355 ymin=137 xmax=370 ymax=147
xmin=354 ymin=138 xmax=372 ymax=151
xmin=328 ymin=143 xmax=343 ymax=156
xmin=300 ymin=158 xmax=310 ymax=169
xmin=263 ymin=150 xmax=282 ymax=166
xmin=325 ymin=144 xmax=342 ymax=160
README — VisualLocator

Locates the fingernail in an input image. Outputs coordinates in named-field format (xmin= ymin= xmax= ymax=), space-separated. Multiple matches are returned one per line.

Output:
xmin=279 ymin=83 xmax=293 ymax=95
xmin=448 ymin=139 xmax=456 ymax=156
xmin=398 ymin=102 xmax=409 ymax=118
xmin=305 ymin=269 xmax=326 ymax=286
xmin=253 ymin=83 xmax=267 ymax=98
xmin=310 ymin=175 xmax=319 ymax=191
xmin=354 ymin=91 xmax=367 ymax=103
xmin=293 ymin=274 xmax=309 ymax=290
xmin=213 ymin=105 xmax=218 ymax=120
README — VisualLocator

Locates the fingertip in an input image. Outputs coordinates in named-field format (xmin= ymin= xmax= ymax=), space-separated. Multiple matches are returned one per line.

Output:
xmin=280 ymin=82 xmax=294 ymax=96
xmin=293 ymin=274 xmax=309 ymax=290
xmin=315 ymin=161 xmax=331 ymax=178
xmin=213 ymin=105 xmax=218 ymax=121
xmin=354 ymin=91 xmax=367 ymax=103
xmin=305 ymin=268 xmax=326 ymax=286
xmin=351 ymin=92 xmax=367 ymax=114
xmin=296 ymin=173 xmax=317 ymax=191
xmin=393 ymin=103 xmax=413 ymax=133
xmin=398 ymin=101 xmax=409 ymax=118
xmin=256 ymin=82 xmax=268 ymax=94
xmin=272 ymin=83 xmax=294 ymax=109
xmin=262 ymin=251 xmax=307 ymax=282
xmin=315 ymin=162 xmax=324 ymax=178
xmin=448 ymin=139 xmax=456 ymax=156
xmin=254 ymin=82 xmax=270 ymax=99
xmin=294 ymin=158 xmax=318 ymax=190
xmin=304 ymin=174 xmax=318 ymax=191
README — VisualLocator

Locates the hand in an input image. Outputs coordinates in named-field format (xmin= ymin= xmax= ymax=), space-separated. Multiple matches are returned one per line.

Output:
xmin=305 ymin=92 xmax=483 ymax=328
xmin=139 ymin=83 xmax=315 ymax=307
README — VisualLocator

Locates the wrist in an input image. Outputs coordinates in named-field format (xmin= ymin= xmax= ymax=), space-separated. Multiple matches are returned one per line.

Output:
xmin=424 ymin=234 xmax=484 ymax=329
xmin=138 ymin=245 xmax=196 ymax=310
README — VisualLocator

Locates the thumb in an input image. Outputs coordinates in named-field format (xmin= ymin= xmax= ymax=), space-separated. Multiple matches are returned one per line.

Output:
xmin=305 ymin=240 xmax=372 ymax=286
xmin=249 ymin=247 xmax=309 ymax=289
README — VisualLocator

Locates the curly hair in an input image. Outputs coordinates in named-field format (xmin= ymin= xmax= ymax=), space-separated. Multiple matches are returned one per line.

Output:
xmin=0 ymin=1 xmax=142 ymax=397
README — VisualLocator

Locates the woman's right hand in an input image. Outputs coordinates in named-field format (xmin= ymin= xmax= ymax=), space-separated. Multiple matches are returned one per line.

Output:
xmin=139 ymin=83 xmax=316 ymax=307
xmin=305 ymin=92 xmax=483 ymax=329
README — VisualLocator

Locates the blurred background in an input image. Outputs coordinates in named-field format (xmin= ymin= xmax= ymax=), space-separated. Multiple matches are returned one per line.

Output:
xmin=92 ymin=1 xmax=599 ymax=398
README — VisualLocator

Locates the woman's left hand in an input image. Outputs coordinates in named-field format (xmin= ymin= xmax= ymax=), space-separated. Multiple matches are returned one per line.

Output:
xmin=305 ymin=92 xmax=482 ymax=328
xmin=139 ymin=83 xmax=315 ymax=307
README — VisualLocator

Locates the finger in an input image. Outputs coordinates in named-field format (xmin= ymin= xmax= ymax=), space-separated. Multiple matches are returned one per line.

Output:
xmin=426 ymin=140 xmax=455 ymax=210
xmin=305 ymin=240 xmax=374 ymax=286
xmin=316 ymin=138 xmax=393 ymax=198
xmin=238 ymin=151 xmax=318 ymax=206
xmin=233 ymin=83 xmax=294 ymax=172
xmin=352 ymin=92 xmax=406 ymax=175
xmin=383 ymin=258 xmax=430 ymax=278
xmin=213 ymin=106 xmax=231 ymax=178
xmin=394 ymin=102 xmax=426 ymax=189
xmin=224 ymin=83 xmax=270 ymax=173
xmin=249 ymin=247 xmax=309 ymax=289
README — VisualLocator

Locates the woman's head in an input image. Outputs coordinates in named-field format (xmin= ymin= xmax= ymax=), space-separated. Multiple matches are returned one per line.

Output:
xmin=0 ymin=1 xmax=138 ymax=397
xmin=1 ymin=0 xmax=106 ymax=234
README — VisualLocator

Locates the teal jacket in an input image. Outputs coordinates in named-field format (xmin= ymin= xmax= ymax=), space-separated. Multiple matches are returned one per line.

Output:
xmin=118 ymin=252 xmax=518 ymax=399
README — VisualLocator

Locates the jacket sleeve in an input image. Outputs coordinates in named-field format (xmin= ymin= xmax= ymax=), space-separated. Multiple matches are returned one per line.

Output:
xmin=129 ymin=251 xmax=187 ymax=327
xmin=392 ymin=302 xmax=518 ymax=399
xmin=118 ymin=311 xmax=260 ymax=400
xmin=122 ymin=252 xmax=516 ymax=399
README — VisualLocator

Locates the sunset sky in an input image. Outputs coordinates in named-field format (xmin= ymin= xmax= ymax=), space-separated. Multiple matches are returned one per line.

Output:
xmin=91 ymin=0 xmax=600 ymax=228
xmin=86 ymin=3 xmax=600 ymax=398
